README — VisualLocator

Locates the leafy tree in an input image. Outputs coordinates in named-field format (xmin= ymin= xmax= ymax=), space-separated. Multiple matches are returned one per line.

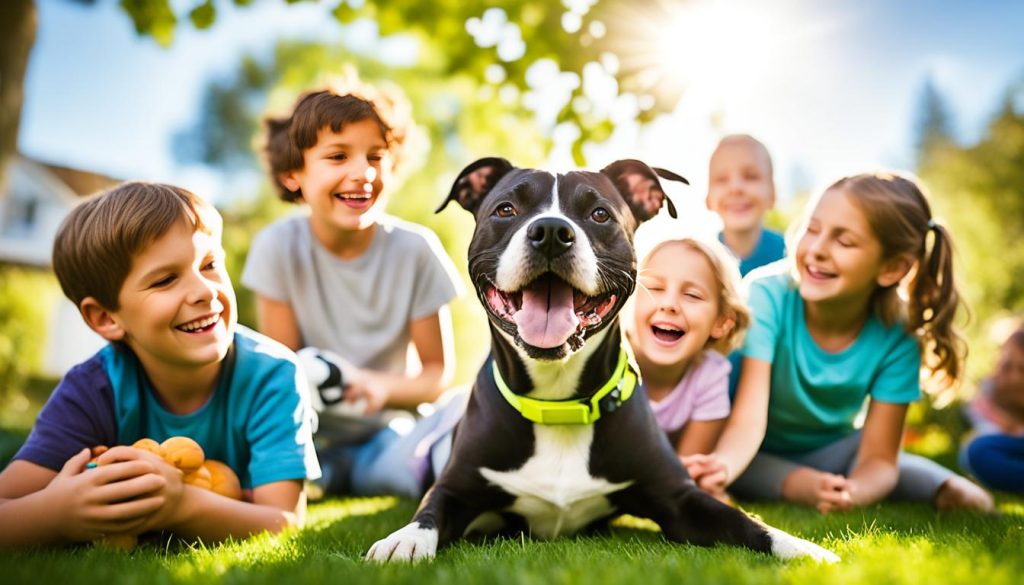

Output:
xmin=1 ymin=0 xmax=685 ymax=199
xmin=0 ymin=267 xmax=57 ymax=407
xmin=914 ymin=76 xmax=956 ymax=167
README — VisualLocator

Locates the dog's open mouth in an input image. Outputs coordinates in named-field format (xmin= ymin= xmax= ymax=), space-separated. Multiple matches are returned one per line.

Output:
xmin=485 ymin=273 xmax=617 ymax=349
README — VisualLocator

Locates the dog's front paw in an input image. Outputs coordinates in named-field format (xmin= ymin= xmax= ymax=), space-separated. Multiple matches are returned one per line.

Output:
xmin=765 ymin=526 xmax=840 ymax=563
xmin=365 ymin=522 xmax=439 ymax=562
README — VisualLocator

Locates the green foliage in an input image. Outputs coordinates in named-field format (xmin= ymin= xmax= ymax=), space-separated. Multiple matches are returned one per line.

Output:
xmin=125 ymin=0 xmax=684 ymax=163
xmin=0 ymin=427 xmax=28 ymax=468
xmin=173 ymin=56 xmax=267 ymax=169
xmin=915 ymin=76 xmax=956 ymax=167
xmin=118 ymin=0 xmax=176 ymax=46
xmin=189 ymin=0 xmax=216 ymax=30
xmin=0 ymin=267 xmax=59 ymax=406
xmin=0 ymin=373 xmax=55 ymax=434
xmin=0 ymin=495 xmax=1021 ymax=584
xmin=331 ymin=0 xmax=684 ymax=162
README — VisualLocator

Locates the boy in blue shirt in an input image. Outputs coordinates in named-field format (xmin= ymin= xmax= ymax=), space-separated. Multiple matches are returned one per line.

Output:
xmin=0 ymin=182 xmax=320 ymax=548
xmin=706 ymin=134 xmax=786 ymax=276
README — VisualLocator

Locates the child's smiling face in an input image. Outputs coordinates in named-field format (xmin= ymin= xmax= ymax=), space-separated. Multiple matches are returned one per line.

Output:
xmin=101 ymin=218 xmax=236 ymax=377
xmin=795 ymin=188 xmax=898 ymax=306
xmin=633 ymin=242 xmax=732 ymax=369
xmin=706 ymin=138 xmax=775 ymax=235
xmin=284 ymin=117 xmax=392 ymax=233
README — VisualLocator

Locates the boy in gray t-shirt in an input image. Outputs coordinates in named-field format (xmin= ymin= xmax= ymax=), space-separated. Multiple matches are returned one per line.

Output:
xmin=242 ymin=81 xmax=462 ymax=497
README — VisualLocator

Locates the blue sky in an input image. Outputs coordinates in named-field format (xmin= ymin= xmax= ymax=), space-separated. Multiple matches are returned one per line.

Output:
xmin=19 ymin=0 xmax=1024 ymax=207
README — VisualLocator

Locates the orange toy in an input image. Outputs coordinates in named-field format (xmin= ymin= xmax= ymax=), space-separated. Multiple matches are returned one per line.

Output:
xmin=202 ymin=459 xmax=243 ymax=500
xmin=159 ymin=436 xmax=205 ymax=474
xmin=87 ymin=436 xmax=242 ymax=550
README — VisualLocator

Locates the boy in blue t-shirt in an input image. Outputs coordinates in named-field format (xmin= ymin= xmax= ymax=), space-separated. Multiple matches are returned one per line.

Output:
xmin=706 ymin=134 xmax=785 ymax=277
xmin=0 ymin=182 xmax=320 ymax=548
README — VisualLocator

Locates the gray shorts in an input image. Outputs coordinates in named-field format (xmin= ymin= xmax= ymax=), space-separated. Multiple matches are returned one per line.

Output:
xmin=729 ymin=430 xmax=956 ymax=502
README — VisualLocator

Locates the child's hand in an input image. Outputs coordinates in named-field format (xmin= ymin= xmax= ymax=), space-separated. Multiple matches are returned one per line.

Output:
xmin=783 ymin=467 xmax=853 ymax=514
xmin=680 ymin=453 xmax=730 ymax=497
xmin=345 ymin=369 xmax=389 ymax=414
xmin=96 ymin=446 xmax=186 ymax=532
xmin=50 ymin=448 xmax=167 ymax=542
xmin=813 ymin=473 xmax=854 ymax=514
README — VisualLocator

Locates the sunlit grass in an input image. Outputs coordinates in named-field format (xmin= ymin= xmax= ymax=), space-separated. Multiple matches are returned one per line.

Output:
xmin=1 ymin=398 xmax=1018 ymax=585
xmin=0 ymin=496 xmax=1021 ymax=585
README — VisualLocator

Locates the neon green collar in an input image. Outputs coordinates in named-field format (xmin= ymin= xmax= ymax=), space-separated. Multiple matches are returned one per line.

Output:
xmin=491 ymin=345 xmax=639 ymax=425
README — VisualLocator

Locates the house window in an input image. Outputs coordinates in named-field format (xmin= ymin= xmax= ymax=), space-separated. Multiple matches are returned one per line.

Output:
xmin=1 ymin=190 xmax=39 ymax=239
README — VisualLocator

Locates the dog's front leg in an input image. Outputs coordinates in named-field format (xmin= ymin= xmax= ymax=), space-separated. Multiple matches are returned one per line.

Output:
xmin=676 ymin=488 xmax=838 ymax=561
xmin=626 ymin=484 xmax=840 ymax=562
xmin=365 ymin=485 xmax=479 ymax=562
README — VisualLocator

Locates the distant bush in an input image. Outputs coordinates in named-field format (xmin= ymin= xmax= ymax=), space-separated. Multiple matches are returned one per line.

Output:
xmin=0 ymin=266 xmax=56 ymax=405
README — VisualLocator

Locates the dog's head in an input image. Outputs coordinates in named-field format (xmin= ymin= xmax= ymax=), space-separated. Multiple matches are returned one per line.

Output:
xmin=438 ymin=158 xmax=685 ymax=361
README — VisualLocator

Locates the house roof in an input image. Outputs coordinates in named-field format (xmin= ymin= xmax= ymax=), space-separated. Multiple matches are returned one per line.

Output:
xmin=31 ymin=157 xmax=121 ymax=197
xmin=0 ymin=156 xmax=123 ymax=267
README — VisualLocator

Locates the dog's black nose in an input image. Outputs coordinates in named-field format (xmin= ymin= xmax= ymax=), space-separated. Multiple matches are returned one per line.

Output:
xmin=527 ymin=217 xmax=575 ymax=258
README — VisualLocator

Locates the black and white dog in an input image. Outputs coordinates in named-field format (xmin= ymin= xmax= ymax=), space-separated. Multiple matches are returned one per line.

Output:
xmin=366 ymin=158 xmax=838 ymax=563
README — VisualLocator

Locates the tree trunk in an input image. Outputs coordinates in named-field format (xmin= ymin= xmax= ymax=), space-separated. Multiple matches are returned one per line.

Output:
xmin=0 ymin=0 xmax=37 ymax=201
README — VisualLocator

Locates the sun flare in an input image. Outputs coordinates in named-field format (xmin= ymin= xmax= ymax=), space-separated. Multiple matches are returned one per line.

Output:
xmin=608 ymin=0 xmax=794 ymax=106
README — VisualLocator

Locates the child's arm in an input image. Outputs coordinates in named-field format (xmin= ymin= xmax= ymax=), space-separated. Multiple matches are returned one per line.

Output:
xmin=346 ymin=307 xmax=455 ymax=412
xmin=780 ymin=401 xmax=906 ymax=513
xmin=702 ymin=357 xmax=772 ymax=492
xmin=676 ymin=419 xmax=727 ymax=495
xmin=255 ymin=295 xmax=303 ymax=351
xmin=0 ymin=450 xmax=165 ymax=548
xmin=98 ymin=447 xmax=305 ymax=542
xmin=845 ymin=400 xmax=906 ymax=506
xmin=676 ymin=420 xmax=727 ymax=458
xmin=158 ymin=480 xmax=305 ymax=542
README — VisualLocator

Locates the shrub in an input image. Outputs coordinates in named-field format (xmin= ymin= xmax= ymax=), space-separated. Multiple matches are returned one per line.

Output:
xmin=0 ymin=266 xmax=56 ymax=405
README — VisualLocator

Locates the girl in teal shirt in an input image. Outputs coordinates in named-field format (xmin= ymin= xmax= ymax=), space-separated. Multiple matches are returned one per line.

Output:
xmin=684 ymin=172 xmax=993 ymax=512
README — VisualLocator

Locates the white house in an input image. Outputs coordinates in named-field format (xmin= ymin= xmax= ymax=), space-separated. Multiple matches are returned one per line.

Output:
xmin=1 ymin=156 xmax=118 ymax=376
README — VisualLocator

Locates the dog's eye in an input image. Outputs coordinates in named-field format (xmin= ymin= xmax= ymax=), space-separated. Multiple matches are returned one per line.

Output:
xmin=591 ymin=207 xmax=610 ymax=223
xmin=495 ymin=203 xmax=517 ymax=218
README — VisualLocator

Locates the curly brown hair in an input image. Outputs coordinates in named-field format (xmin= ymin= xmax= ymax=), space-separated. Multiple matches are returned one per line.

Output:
xmin=262 ymin=74 xmax=417 ymax=202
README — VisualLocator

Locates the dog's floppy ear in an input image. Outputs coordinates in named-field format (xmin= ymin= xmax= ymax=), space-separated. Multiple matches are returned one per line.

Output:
xmin=437 ymin=157 xmax=515 ymax=214
xmin=653 ymin=167 xmax=689 ymax=186
xmin=600 ymin=159 xmax=680 ymax=222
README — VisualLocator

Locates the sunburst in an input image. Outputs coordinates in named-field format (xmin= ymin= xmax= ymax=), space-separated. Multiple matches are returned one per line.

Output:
xmin=600 ymin=0 xmax=798 ymax=109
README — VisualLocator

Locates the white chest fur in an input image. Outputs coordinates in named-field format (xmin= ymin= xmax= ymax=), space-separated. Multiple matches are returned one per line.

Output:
xmin=479 ymin=424 xmax=633 ymax=539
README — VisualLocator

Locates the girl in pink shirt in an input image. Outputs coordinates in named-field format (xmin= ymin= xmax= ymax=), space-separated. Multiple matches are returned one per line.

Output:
xmin=628 ymin=237 xmax=750 ymax=497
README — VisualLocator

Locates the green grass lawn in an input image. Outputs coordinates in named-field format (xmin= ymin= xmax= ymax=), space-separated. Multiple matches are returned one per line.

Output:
xmin=1 ymin=399 xmax=1019 ymax=585
xmin=0 ymin=495 xmax=1021 ymax=585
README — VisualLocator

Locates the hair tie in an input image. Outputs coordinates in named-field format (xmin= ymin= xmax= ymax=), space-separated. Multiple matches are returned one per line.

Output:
xmin=927 ymin=218 xmax=937 ymax=231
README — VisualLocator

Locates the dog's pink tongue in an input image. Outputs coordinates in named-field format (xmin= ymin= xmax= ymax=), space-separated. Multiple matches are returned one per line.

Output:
xmin=513 ymin=276 xmax=579 ymax=348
